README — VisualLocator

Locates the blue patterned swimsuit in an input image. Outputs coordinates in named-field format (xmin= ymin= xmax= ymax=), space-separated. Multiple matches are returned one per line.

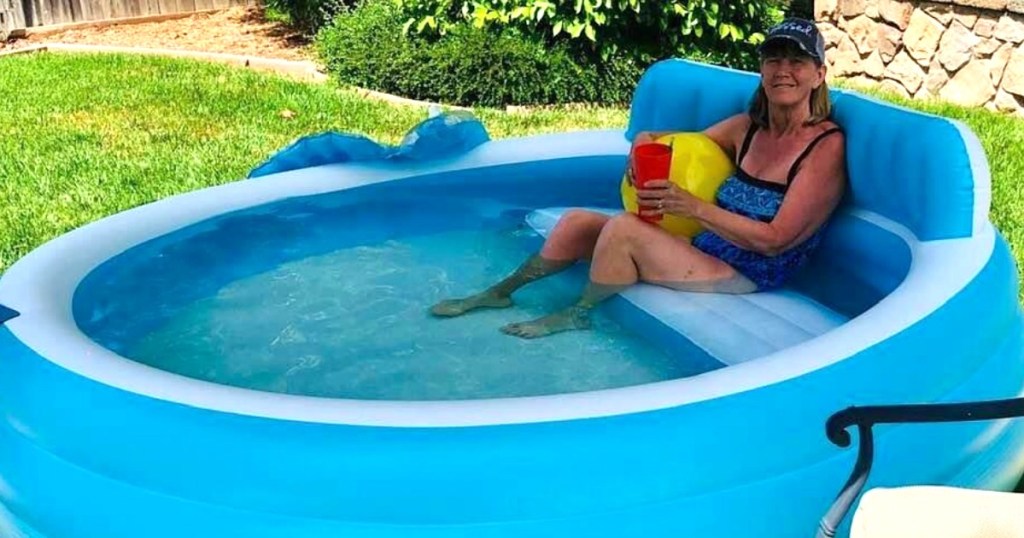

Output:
xmin=692 ymin=122 xmax=842 ymax=291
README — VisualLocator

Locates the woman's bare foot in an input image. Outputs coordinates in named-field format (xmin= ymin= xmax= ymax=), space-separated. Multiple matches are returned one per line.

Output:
xmin=500 ymin=306 xmax=591 ymax=339
xmin=430 ymin=291 xmax=513 ymax=317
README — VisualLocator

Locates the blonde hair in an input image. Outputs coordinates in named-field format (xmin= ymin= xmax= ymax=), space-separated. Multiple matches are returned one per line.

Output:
xmin=748 ymin=81 xmax=832 ymax=129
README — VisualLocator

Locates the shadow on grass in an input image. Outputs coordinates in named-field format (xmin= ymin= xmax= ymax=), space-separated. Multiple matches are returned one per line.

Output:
xmin=238 ymin=6 xmax=312 ymax=50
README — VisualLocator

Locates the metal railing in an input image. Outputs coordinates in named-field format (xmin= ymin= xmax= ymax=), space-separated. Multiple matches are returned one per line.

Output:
xmin=816 ymin=397 xmax=1024 ymax=538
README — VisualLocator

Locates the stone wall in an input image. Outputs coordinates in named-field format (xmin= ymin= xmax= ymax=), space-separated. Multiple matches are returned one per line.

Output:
xmin=816 ymin=0 xmax=1024 ymax=115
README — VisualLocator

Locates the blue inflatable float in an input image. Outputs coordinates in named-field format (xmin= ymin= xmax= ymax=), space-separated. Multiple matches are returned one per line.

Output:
xmin=1 ymin=59 xmax=1022 ymax=538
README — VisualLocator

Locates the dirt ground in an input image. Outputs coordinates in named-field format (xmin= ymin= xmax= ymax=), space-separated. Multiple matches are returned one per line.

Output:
xmin=0 ymin=6 xmax=313 ymax=61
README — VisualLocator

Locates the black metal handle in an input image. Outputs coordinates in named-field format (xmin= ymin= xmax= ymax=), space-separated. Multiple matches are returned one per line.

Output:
xmin=817 ymin=397 xmax=1024 ymax=538
xmin=0 ymin=304 xmax=18 ymax=325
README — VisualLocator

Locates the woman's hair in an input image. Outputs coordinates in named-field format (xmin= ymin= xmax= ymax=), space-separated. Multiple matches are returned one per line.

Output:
xmin=748 ymin=41 xmax=832 ymax=129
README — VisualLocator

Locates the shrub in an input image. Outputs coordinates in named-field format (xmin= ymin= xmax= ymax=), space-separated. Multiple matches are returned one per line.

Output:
xmin=396 ymin=0 xmax=785 ymax=71
xmin=265 ymin=0 xmax=355 ymax=36
xmin=316 ymin=0 xmax=643 ymax=107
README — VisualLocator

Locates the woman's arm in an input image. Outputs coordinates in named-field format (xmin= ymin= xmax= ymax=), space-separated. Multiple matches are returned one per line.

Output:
xmin=641 ymin=131 xmax=847 ymax=257
xmin=701 ymin=113 xmax=749 ymax=162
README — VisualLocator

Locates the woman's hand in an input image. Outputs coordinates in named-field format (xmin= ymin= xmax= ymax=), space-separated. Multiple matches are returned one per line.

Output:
xmin=632 ymin=130 xmax=660 ymax=147
xmin=625 ymin=131 xmax=659 ymax=187
xmin=635 ymin=180 xmax=703 ymax=219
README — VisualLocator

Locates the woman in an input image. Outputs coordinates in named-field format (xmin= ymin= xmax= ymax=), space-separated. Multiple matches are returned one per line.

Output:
xmin=431 ymin=18 xmax=848 ymax=339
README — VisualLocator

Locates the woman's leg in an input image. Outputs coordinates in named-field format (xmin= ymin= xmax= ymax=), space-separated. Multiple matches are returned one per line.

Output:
xmin=501 ymin=214 xmax=755 ymax=338
xmin=430 ymin=210 xmax=612 ymax=317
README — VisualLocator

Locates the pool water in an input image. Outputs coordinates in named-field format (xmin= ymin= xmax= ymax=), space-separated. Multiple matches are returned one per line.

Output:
xmin=77 ymin=193 xmax=708 ymax=400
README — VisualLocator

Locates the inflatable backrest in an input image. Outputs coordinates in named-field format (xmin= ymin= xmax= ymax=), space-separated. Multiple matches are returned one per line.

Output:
xmin=625 ymin=59 xmax=990 ymax=241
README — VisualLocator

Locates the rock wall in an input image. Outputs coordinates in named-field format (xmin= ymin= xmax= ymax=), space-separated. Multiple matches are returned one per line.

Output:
xmin=816 ymin=0 xmax=1024 ymax=114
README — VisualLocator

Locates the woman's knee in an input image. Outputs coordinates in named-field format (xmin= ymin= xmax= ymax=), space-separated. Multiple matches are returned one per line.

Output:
xmin=543 ymin=210 xmax=609 ymax=258
xmin=599 ymin=213 xmax=648 ymax=244
xmin=558 ymin=209 xmax=606 ymax=228
xmin=547 ymin=211 xmax=607 ymax=241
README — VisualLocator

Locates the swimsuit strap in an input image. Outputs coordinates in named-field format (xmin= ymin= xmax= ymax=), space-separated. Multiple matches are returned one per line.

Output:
xmin=737 ymin=121 xmax=759 ymax=167
xmin=786 ymin=127 xmax=843 ymax=184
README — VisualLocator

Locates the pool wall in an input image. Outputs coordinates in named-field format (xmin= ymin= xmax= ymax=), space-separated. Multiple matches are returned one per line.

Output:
xmin=2 ymin=57 xmax=1023 ymax=538
xmin=1 ymin=130 xmax=1022 ymax=538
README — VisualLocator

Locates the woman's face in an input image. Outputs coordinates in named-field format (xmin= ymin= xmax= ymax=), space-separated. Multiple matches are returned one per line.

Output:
xmin=760 ymin=42 xmax=825 ymax=108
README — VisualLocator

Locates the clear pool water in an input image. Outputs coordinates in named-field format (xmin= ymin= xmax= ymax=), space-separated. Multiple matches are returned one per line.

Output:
xmin=76 ymin=191 xmax=708 ymax=400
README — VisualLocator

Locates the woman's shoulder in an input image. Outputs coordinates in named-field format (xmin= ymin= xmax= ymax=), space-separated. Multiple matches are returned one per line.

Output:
xmin=802 ymin=120 xmax=847 ymax=177
xmin=813 ymin=119 xmax=845 ymax=137
xmin=806 ymin=120 xmax=846 ymax=154
xmin=704 ymin=113 xmax=753 ymax=157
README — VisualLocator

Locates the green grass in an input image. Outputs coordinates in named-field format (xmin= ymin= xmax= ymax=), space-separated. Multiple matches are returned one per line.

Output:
xmin=1 ymin=51 xmax=1023 ymax=302
xmin=0 ymin=52 xmax=627 ymax=272
xmin=262 ymin=4 xmax=293 ymax=24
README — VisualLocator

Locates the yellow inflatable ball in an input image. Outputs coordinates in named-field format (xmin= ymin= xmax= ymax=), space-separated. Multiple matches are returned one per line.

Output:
xmin=620 ymin=132 xmax=735 ymax=238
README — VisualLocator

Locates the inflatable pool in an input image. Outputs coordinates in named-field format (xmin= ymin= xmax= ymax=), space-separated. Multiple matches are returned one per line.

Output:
xmin=1 ymin=59 xmax=1023 ymax=538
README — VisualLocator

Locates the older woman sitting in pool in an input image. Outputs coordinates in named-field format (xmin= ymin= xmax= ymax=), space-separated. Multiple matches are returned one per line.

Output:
xmin=431 ymin=18 xmax=848 ymax=339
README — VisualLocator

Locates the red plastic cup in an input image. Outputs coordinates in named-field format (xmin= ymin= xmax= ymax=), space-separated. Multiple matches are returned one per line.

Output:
xmin=631 ymin=142 xmax=672 ymax=223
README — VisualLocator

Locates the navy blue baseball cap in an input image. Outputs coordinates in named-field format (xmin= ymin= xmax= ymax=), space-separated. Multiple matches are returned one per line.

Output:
xmin=758 ymin=18 xmax=826 ymax=64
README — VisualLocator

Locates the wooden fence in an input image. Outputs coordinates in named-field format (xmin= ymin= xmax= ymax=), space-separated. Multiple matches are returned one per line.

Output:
xmin=2 ymin=0 xmax=26 ymax=37
xmin=2 ymin=0 xmax=250 ymax=38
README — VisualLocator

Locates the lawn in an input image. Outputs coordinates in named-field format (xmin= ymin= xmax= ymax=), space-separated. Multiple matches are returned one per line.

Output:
xmin=1 ymin=51 xmax=1023 ymax=301
xmin=0 ymin=52 xmax=627 ymax=272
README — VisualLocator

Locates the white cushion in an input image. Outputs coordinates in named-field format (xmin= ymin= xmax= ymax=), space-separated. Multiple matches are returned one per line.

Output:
xmin=526 ymin=207 xmax=848 ymax=365
xmin=852 ymin=486 xmax=1024 ymax=538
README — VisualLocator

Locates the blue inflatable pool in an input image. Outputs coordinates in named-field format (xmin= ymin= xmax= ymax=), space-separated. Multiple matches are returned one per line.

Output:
xmin=1 ymin=59 xmax=1022 ymax=538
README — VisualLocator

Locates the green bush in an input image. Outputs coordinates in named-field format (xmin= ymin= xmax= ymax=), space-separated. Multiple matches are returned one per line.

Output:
xmin=265 ymin=0 xmax=355 ymax=36
xmin=315 ymin=0 xmax=643 ymax=107
xmin=397 ymin=0 xmax=784 ymax=71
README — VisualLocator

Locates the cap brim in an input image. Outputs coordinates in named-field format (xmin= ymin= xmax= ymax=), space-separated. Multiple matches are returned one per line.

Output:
xmin=757 ymin=35 xmax=820 ymax=61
